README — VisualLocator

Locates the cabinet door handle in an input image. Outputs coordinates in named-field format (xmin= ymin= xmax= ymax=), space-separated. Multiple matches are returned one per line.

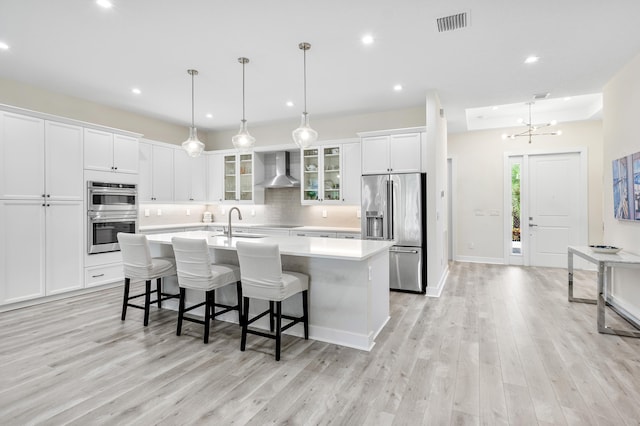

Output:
xmin=47 ymin=194 xmax=50 ymax=198
xmin=41 ymin=194 xmax=46 ymax=198
xmin=319 ymin=234 xmax=330 ymax=238
xmin=92 ymin=273 xmax=105 ymax=278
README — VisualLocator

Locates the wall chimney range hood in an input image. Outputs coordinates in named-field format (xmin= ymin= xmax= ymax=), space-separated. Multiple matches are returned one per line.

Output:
xmin=259 ymin=151 xmax=300 ymax=188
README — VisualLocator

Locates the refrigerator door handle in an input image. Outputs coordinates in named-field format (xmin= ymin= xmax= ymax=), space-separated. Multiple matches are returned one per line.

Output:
xmin=388 ymin=179 xmax=394 ymax=240
xmin=390 ymin=248 xmax=419 ymax=254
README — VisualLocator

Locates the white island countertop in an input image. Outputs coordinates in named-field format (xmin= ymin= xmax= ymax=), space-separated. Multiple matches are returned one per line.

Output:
xmin=145 ymin=230 xmax=390 ymax=261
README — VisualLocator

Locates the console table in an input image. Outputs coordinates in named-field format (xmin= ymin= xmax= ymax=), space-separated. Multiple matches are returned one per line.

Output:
xmin=568 ymin=246 xmax=640 ymax=338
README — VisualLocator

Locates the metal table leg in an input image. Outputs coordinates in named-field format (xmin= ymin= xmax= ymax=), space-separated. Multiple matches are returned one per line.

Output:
xmin=568 ymin=250 xmax=596 ymax=304
xmin=597 ymin=263 xmax=640 ymax=338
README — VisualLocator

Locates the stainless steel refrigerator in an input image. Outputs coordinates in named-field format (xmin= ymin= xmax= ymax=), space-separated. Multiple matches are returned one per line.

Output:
xmin=361 ymin=173 xmax=426 ymax=293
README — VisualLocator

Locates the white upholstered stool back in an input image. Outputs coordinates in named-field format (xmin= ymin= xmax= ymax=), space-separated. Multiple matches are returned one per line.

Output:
xmin=117 ymin=232 xmax=177 ymax=326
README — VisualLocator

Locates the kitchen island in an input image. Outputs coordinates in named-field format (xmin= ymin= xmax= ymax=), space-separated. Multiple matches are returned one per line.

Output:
xmin=146 ymin=230 xmax=392 ymax=351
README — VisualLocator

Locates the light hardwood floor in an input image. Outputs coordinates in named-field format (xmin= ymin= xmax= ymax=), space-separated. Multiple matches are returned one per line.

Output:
xmin=1 ymin=262 xmax=640 ymax=425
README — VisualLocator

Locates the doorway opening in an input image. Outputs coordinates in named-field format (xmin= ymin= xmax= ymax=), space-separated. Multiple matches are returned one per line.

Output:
xmin=511 ymin=161 xmax=522 ymax=255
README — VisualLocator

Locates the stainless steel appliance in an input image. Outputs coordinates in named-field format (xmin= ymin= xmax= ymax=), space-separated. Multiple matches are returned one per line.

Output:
xmin=87 ymin=181 xmax=138 ymax=254
xmin=361 ymin=173 xmax=426 ymax=293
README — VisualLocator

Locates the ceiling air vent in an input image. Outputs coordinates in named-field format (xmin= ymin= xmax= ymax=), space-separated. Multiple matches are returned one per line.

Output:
xmin=436 ymin=12 xmax=469 ymax=32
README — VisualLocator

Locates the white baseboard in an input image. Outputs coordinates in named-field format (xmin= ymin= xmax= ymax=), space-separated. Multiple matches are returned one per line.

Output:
xmin=455 ymin=255 xmax=505 ymax=265
xmin=426 ymin=265 xmax=449 ymax=297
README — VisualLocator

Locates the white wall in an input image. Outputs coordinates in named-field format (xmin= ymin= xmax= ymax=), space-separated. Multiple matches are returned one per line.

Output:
xmin=424 ymin=91 xmax=449 ymax=296
xmin=602 ymin=52 xmax=640 ymax=321
xmin=448 ymin=120 xmax=604 ymax=262
xmin=207 ymin=106 xmax=426 ymax=150
xmin=0 ymin=76 xmax=191 ymax=144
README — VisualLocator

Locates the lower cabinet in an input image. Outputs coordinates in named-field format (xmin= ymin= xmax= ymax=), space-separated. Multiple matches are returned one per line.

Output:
xmin=0 ymin=200 xmax=83 ymax=305
xmin=85 ymin=263 xmax=124 ymax=288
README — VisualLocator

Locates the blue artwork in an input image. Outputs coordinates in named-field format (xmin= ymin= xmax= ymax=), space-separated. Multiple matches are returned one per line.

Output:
xmin=613 ymin=152 xmax=640 ymax=221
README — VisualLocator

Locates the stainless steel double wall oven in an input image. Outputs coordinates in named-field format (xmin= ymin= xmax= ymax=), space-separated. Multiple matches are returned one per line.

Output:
xmin=87 ymin=181 xmax=138 ymax=254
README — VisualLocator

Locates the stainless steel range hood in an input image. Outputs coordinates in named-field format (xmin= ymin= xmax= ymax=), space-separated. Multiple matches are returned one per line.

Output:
xmin=258 ymin=151 xmax=300 ymax=188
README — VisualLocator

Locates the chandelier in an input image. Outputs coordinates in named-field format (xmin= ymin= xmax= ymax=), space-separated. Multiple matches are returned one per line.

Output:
xmin=501 ymin=101 xmax=562 ymax=143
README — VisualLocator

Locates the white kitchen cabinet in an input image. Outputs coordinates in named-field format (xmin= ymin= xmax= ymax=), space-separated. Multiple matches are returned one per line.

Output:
xmin=207 ymin=152 xmax=224 ymax=203
xmin=223 ymin=153 xmax=264 ymax=204
xmin=0 ymin=199 xmax=83 ymax=304
xmin=337 ymin=232 xmax=361 ymax=239
xmin=291 ymin=230 xmax=337 ymax=238
xmin=251 ymin=228 xmax=291 ymax=237
xmin=45 ymin=121 xmax=84 ymax=201
xmin=301 ymin=146 xmax=342 ymax=204
xmin=0 ymin=112 xmax=45 ymax=200
xmin=0 ymin=115 xmax=83 ymax=201
xmin=361 ymin=131 xmax=423 ymax=174
xmin=84 ymin=128 xmax=138 ymax=174
xmin=174 ymin=149 xmax=206 ymax=202
xmin=139 ymin=142 xmax=174 ymax=202
xmin=85 ymin=263 xmax=123 ymax=288
xmin=341 ymin=142 xmax=361 ymax=204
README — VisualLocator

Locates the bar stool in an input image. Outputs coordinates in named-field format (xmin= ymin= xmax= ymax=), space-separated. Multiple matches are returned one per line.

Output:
xmin=117 ymin=233 xmax=177 ymax=326
xmin=235 ymin=241 xmax=309 ymax=361
xmin=171 ymin=237 xmax=242 ymax=344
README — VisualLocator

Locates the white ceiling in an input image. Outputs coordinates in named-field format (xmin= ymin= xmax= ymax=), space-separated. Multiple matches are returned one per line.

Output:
xmin=1 ymin=0 xmax=640 ymax=134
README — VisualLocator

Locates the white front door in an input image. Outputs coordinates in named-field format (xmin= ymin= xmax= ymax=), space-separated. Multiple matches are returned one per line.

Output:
xmin=528 ymin=152 xmax=583 ymax=267
xmin=505 ymin=150 xmax=587 ymax=267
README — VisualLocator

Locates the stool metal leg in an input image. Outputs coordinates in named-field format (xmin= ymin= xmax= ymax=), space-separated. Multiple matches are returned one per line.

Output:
xmin=177 ymin=288 xmax=186 ymax=336
xmin=204 ymin=290 xmax=212 ymax=344
xmin=275 ymin=301 xmax=282 ymax=361
xmin=269 ymin=301 xmax=275 ymax=332
xmin=241 ymin=297 xmax=250 ymax=351
xmin=121 ymin=278 xmax=130 ymax=321
xmin=302 ymin=290 xmax=309 ymax=340
xmin=156 ymin=278 xmax=162 ymax=308
xmin=236 ymin=281 xmax=243 ymax=325
xmin=143 ymin=280 xmax=152 ymax=326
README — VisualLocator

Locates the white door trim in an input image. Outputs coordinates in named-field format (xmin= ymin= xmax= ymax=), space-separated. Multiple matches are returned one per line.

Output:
xmin=503 ymin=147 xmax=589 ymax=266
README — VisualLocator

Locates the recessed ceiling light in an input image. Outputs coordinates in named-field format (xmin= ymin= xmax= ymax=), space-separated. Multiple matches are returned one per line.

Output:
xmin=361 ymin=34 xmax=374 ymax=45
xmin=492 ymin=106 xmax=499 ymax=111
xmin=131 ymin=88 xmax=141 ymax=95
xmin=206 ymin=113 xmax=213 ymax=119
xmin=524 ymin=55 xmax=539 ymax=64
xmin=96 ymin=0 xmax=113 ymax=9
xmin=286 ymin=101 xmax=294 ymax=107
xmin=0 ymin=41 xmax=9 ymax=50
xmin=393 ymin=84 xmax=403 ymax=91
xmin=564 ymin=97 xmax=572 ymax=101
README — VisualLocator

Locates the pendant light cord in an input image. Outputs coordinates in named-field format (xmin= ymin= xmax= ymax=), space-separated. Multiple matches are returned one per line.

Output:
xmin=191 ymin=71 xmax=195 ymax=128
xmin=242 ymin=59 xmax=246 ymax=121
xmin=303 ymin=46 xmax=308 ymax=114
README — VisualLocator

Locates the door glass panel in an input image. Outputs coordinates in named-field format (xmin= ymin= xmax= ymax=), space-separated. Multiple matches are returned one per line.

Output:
xmin=323 ymin=146 xmax=340 ymax=201
xmin=239 ymin=154 xmax=252 ymax=201
xmin=224 ymin=155 xmax=236 ymax=201
xmin=303 ymin=149 xmax=319 ymax=201
xmin=511 ymin=163 xmax=521 ymax=255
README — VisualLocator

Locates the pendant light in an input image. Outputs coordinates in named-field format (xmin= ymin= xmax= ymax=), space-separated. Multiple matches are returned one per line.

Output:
xmin=231 ymin=57 xmax=256 ymax=152
xmin=182 ymin=69 xmax=205 ymax=157
xmin=292 ymin=42 xmax=318 ymax=148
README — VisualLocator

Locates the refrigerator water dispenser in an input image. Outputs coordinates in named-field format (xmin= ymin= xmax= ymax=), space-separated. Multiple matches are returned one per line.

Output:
xmin=365 ymin=211 xmax=384 ymax=239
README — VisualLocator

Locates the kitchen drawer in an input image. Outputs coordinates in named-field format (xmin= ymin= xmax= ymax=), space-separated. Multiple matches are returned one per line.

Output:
xmin=336 ymin=232 xmax=361 ymax=239
xmin=252 ymin=228 xmax=291 ymax=237
xmin=85 ymin=263 xmax=123 ymax=288
xmin=291 ymin=230 xmax=337 ymax=238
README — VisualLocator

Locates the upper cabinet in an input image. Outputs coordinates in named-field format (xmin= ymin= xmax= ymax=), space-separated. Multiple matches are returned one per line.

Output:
xmin=139 ymin=141 xmax=174 ymax=202
xmin=174 ymin=149 xmax=206 ymax=202
xmin=301 ymin=141 xmax=361 ymax=205
xmin=84 ymin=128 xmax=139 ymax=174
xmin=206 ymin=152 xmax=224 ymax=203
xmin=223 ymin=153 xmax=264 ymax=204
xmin=0 ymin=112 xmax=83 ymax=201
xmin=360 ymin=128 xmax=425 ymax=175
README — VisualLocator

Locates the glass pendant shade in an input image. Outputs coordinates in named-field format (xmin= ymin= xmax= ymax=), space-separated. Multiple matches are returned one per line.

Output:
xmin=182 ymin=126 xmax=204 ymax=157
xmin=182 ymin=69 xmax=204 ymax=157
xmin=292 ymin=112 xmax=318 ymax=148
xmin=232 ymin=119 xmax=256 ymax=152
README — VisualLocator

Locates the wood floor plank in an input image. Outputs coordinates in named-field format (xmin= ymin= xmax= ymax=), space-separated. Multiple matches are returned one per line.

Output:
xmin=2 ymin=262 xmax=640 ymax=425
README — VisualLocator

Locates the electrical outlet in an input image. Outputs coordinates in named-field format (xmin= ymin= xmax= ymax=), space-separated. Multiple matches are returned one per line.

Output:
xmin=251 ymin=209 xmax=255 ymax=217
xmin=157 ymin=209 xmax=162 ymax=216
xmin=221 ymin=207 xmax=225 ymax=215
xmin=356 ymin=208 xmax=361 ymax=218
xmin=468 ymin=242 xmax=474 ymax=249
xmin=322 ymin=209 xmax=327 ymax=218
xmin=144 ymin=209 xmax=150 ymax=217
xmin=186 ymin=208 xmax=191 ymax=216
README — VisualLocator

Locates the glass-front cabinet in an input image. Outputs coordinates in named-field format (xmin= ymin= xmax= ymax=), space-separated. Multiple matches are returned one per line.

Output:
xmin=223 ymin=153 xmax=262 ymax=203
xmin=302 ymin=146 xmax=341 ymax=204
